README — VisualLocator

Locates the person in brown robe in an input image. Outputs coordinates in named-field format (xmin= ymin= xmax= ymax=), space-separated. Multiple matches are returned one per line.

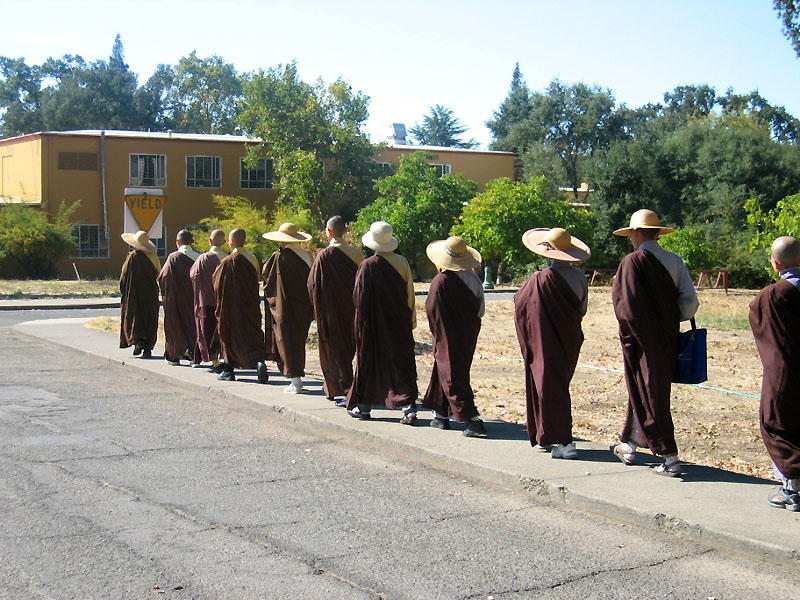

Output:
xmin=190 ymin=229 xmax=227 ymax=373
xmin=422 ymin=236 xmax=487 ymax=437
xmin=514 ymin=228 xmax=590 ymax=458
xmin=307 ymin=216 xmax=363 ymax=404
xmin=346 ymin=221 xmax=419 ymax=425
xmin=212 ymin=228 xmax=268 ymax=384
xmin=262 ymin=223 xmax=314 ymax=394
xmin=749 ymin=235 xmax=800 ymax=512
xmin=610 ymin=209 xmax=698 ymax=477
xmin=119 ymin=230 xmax=160 ymax=359
xmin=157 ymin=229 xmax=201 ymax=365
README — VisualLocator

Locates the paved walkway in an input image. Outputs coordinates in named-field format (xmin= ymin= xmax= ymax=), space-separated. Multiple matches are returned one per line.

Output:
xmin=12 ymin=314 xmax=799 ymax=572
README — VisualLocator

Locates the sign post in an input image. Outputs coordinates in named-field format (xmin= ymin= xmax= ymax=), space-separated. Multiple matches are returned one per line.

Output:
xmin=122 ymin=188 xmax=166 ymax=238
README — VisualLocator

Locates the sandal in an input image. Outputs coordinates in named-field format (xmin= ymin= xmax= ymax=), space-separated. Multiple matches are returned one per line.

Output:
xmin=654 ymin=462 xmax=682 ymax=477
xmin=610 ymin=443 xmax=635 ymax=466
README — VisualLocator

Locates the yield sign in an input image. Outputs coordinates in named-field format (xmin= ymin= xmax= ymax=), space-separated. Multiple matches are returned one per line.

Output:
xmin=124 ymin=194 xmax=167 ymax=233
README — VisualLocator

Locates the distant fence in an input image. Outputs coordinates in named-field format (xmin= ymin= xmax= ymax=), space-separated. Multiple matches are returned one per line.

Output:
xmin=581 ymin=268 xmax=729 ymax=292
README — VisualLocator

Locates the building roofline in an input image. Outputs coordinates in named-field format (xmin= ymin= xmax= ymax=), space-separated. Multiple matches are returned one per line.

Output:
xmin=1 ymin=130 xmax=262 ymax=144
xmin=379 ymin=142 xmax=514 ymax=156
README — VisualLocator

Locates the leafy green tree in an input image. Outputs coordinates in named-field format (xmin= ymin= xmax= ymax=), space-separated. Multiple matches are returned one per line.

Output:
xmin=452 ymin=177 xmax=594 ymax=280
xmin=352 ymin=152 xmax=477 ymax=278
xmin=774 ymin=0 xmax=800 ymax=57
xmin=487 ymin=63 xmax=533 ymax=152
xmin=198 ymin=195 xmax=315 ymax=263
xmin=158 ymin=51 xmax=243 ymax=134
xmin=658 ymin=228 xmax=717 ymax=270
xmin=239 ymin=62 xmax=379 ymax=224
xmin=0 ymin=56 xmax=44 ymax=136
xmin=0 ymin=202 xmax=78 ymax=278
xmin=505 ymin=79 xmax=621 ymax=193
xmin=409 ymin=104 xmax=477 ymax=148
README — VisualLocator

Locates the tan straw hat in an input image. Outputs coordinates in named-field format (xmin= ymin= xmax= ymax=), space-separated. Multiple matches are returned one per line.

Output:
xmin=121 ymin=230 xmax=157 ymax=253
xmin=522 ymin=227 xmax=591 ymax=263
xmin=613 ymin=209 xmax=675 ymax=237
xmin=262 ymin=222 xmax=312 ymax=243
xmin=426 ymin=236 xmax=482 ymax=271
xmin=362 ymin=221 xmax=399 ymax=253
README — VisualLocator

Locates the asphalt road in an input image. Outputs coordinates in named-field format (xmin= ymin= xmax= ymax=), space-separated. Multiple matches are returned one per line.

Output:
xmin=1 ymin=309 xmax=797 ymax=599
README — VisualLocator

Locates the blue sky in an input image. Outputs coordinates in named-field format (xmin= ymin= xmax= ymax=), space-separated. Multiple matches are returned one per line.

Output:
xmin=1 ymin=0 xmax=797 ymax=148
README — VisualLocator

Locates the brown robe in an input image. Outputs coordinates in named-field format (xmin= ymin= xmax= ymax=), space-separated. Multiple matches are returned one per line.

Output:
xmin=119 ymin=249 xmax=159 ymax=351
xmin=346 ymin=255 xmax=418 ymax=410
xmin=422 ymin=271 xmax=481 ymax=421
xmin=213 ymin=252 xmax=265 ymax=369
xmin=158 ymin=251 xmax=197 ymax=362
xmin=749 ymin=279 xmax=800 ymax=479
xmin=262 ymin=248 xmax=314 ymax=378
xmin=514 ymin=268 xmax=584 ymax=446
xmin=307 ymin=246 xmax=359 ymax=397
xmin=190 ymin=251 xmax=221 ymax=363
xmin=612 ymin=249 xmax=680 ymax=456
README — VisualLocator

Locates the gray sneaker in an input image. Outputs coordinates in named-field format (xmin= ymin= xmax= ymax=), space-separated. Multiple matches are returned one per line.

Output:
xmin=551 ymin=443 xmax=577 ymax=459
xmin=768 ymin=487 xmax=800 ymax=512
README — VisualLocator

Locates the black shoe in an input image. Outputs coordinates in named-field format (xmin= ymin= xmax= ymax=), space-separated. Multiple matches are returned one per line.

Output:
xmin=335 ymin=398 xmax=347 ymax=407
xmin=141 ymin=349 xmax=152 ymax=359
xmin=132 ymin=345 xmax=143 ymax=356
xmin=207 ymin=363 xmax=224 ymax=374
xmin=166 ymin=358 xmax=180 ymax=366
xmin=326 ymin=395 xmax=336 ymax=401
xmin=430 ymin=417 xmax=450 ymax=430
xmin=768 ymin=487 xmax=800 ymax=512
xmin=463 ymin=419 xmax=488 ymax=437
xmin=217 ymin=369 xmax=235 ymax=382
xmin=256 ymin=361 xmax=269 ymax=384
xmin=347 ymin=407 xmax=371 ymax=420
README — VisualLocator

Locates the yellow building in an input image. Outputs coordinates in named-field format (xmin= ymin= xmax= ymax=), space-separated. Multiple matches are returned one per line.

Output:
xmin=375 ymin=143 xmax=515 ymax=192
xmin=0 ymin=130 xmax=515 ymax=278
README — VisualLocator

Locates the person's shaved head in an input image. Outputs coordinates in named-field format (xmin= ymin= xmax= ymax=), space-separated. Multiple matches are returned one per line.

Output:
xmin=176 ymin=229 xmax=194 ymax=245
xmin=326 ymin=215 xmax=346 ymax=237
xmin=771 ymin=236 xmax=800 ymax=269
xmin=229 ymin=228 xmax=246 ymax=247
xmin=210 ymin=229 xmax=225 ymax=246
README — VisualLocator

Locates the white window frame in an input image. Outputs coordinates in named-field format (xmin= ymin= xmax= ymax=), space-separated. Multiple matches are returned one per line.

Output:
xmin=186 ymin=155 xmax=221 ymax=188
xmin=129 ymin=153 xmax=167 ymax=187
xmin=70 ymin=224 xmax=109 ymax=259
xmin=429 ymin=163 xmax=452 ymax=177
xmin=240 ymin=158 xmax=274 ymax=189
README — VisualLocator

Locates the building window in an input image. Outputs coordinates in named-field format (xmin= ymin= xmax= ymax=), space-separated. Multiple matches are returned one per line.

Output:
xmin=186 ymin=156 xmax=221 ymax=188
xmin=70 ymin=224 xmax=108 ymax=258
xmin=240 ymin=158 xmax=273 ymax=189
xmin=373 ymin=161 xmax=393 ymax=176
xmin=430 ymin=163 xmax=452 ymax=177
xmin=59 ymin=152 xmax=98 ymax=171
xmin=130 ymin=154 xmax=167 ymax=187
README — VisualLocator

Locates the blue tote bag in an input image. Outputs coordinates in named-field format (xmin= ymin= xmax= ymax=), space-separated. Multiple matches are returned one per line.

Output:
xmin=673 ymin=317 xmax=707 ymax=384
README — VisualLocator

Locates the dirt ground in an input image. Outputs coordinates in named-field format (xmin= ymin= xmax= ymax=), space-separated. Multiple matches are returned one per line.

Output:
xmin=90 ymin=287 xmax=772 ymax=479
xmin=405 ymin=288 xmax=770 ymax=479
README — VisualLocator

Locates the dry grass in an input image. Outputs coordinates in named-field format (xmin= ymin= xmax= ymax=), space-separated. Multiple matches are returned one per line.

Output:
xmin=0 ymin=278 xmax=119 ymax=299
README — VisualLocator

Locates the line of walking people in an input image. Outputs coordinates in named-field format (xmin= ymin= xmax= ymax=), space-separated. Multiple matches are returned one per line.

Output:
xmin=118 ymin=208 xmax=799 ymax=512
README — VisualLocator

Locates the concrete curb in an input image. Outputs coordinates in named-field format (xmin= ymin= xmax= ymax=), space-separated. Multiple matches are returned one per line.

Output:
xmin=11 ymin=318 xmax=800 ymax=572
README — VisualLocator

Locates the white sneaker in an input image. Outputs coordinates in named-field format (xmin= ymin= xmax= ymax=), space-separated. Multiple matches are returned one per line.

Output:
xmin=551 ymin=443 xmax=577 ymax=459
xmin=283 ymin=377 xmax=303 ymax=394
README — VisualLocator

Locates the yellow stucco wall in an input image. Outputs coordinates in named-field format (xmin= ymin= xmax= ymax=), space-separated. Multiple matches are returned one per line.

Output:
xmin=374 ymin=146 xmax=515 ymax=191
xmin=0 ymin=134 xmax=43 ymax=203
